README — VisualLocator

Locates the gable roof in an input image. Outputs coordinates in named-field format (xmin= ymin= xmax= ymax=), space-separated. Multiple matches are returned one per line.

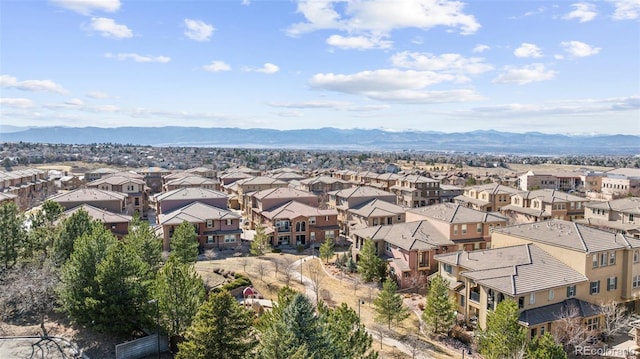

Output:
xmin=519 ymin=298 xmax=601 ymax=326
xmin=252 ymin=187 xmax=316 ymax=201
xmin=50 ymin=188 xmax=127 ymax=202
xmin=154 ymin=187 xmax=227 ymax=202
xmin=585 ymin=197 xmax=640 ymax=214
xmin=349 ymin=198 xmax=405 ymax=218
xmin=261 ymin=200 xmax=337 ymax=220
xmin=408 ymin=202 xmax=507 ymax=224
xmin=158 ymin=201 xmax=239 ymax=226
xmin=329 ymin=186 xmax=395 ymax=198
xmin=63 ymin=204 xmax=132 ymax=223
xmin=351 ymin=220 xmax=454 ymax=251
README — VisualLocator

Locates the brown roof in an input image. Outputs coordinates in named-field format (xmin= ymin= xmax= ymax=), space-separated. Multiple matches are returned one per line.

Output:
xmin=252 ymin=187 xmax=316 ymax=201
xmin=408 ymin=202 xmax=507 ymax=224
xmin=329 ymin=186 xmax=395 ymax=198
xmin=348 ymin=198 xmax=405 ymax=217
xmin=49 ymin=188 xmax=127 ymax=202
xmin=586 ymin=197 xmax=640 ymax=214
xmin=154 ymin=187 xmax=227 ymax=202
xmin=262 ymin=201 xmax=337 ymax=220
xmin=352 ymin=220 xmax=454 ymax=251
xmin=63 ymin=204 xmax=132 ymax=224
xmin=158 ymin=202 xmax=239 ymax=226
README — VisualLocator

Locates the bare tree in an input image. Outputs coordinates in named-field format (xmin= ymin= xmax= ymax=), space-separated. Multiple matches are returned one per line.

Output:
xmin=552 ymin=303 xmax=598 ymax=352
xmin=273 ymin=258 xmax=281 ymax=279
xmin=204 ymin=248 xmax=217 ymax=261
xmin=373 ymin=324 xmax=385 ymax=350
xmin=256 ymin=261 xmax=268 ymax=282
xmin=308 ymin=265 xmax=323 ymax=306
xmin=352 ymin=276 xmax=361 ymax=295
xmin=240 ymin=255 xmax=250 ymax=273
xmin=600 ymin=300 xmax=632 ymax=342
xmin=282 ymin=259 xmax=294 ymax=287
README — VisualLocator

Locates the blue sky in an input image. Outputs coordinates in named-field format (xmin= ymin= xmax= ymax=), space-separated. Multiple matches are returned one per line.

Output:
xmin=1 ymin=0 xmax=639 ymax=135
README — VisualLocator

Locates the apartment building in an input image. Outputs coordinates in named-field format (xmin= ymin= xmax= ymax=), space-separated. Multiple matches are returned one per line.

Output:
xmin=295 ymin=175 xmax=353 ymax=196
xmin=518 ymin=170 xmax=582 ymax=192
xmin=49 ymin=188 xmax=128 ymax=214
xmin=0 ymin=192 xmax=17 ymax=206
xmin=454 ymin=183 xmax=520 ymax=212
xmin=84 ymin=167 xmax=119 ymax=182
xmin=256 ymin=200 xmax=339 ymax=248
xmin=391 ymin=175 xmax=441 ymax=207
xmin=62 ymin=204 xmax=132 ymax=238
xmin=184 ymin=166 xmax=217 ymax=179
xmin=328 ymin=186 xmax=397 ymax=235
xmin=347 ymin=198 xmax=406 ymax=231
xmin=247 ymin=187 xmax=318 ymax=226
xmin=163 ymin=175 xmax=221 ymax=192
xmin=0 ymin=168 xmax=57 ymax=211
xmin=135 ymin=167 xmax=172 ymax=194
xmin=87 ymin=174 xmax=149 ymax=217
xmin=581 ymin=197 xmax=640 ymax=238
xmin=500 ymin=189 xmax=588 ymax=223
xmin=157 ymin=201 xmax=241 ymax=251
xmin=225 ymin=176 xmax=289 ymax=211
xmin=153 ymin=187 xmax=228 ymax=216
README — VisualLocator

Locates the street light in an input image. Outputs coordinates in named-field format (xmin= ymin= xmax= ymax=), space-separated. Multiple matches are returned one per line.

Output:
xmin=148 ymin=299 xmax=160 ymax=359
xmin=357 ymin=298 xmax=365 ymax=323
xmin=462 ymin=348 xmax=472 ymax=359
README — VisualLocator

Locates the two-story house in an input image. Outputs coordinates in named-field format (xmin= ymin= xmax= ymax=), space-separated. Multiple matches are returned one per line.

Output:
xmin=153 ymin=187 xmax=228 ymax=216
xmin=391 ymin=175 xmax=441 ymax=207
xmin=328 ymin=186 xmax=397 ymax=235
xmin=500 ymin=189 xmax=588 ymax=224
xmin=49 ymin=188 xmax=128 ymax=214
xmin=163 ymin=174 xmax=221 ymax=192
xmin=347 ymin=198 xmax=406 ymax=232
xmin=581 ymin=197 xmax=640 ymax=238
xmin=87 ymin=174 xmax=149 ymax=217
xmin=0 ymin=168 xmax=57 ymax=211
xmin=62 ymin=204 xmax=132 ymax=238
xmin=454 ymin=183 xmax=520 ymax=212
xmin=248 ymin=187 xmax=318 ymax=226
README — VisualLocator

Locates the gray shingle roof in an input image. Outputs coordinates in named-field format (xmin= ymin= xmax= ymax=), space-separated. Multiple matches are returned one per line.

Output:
xmin=408 ymin=202 xmax=507 ymax=224
xmin=63 ymin=204 xmax=132 ymax=223
xmin=351 ymin=220 xmax=454 ymax=251
xmin=349 ymin=198 xmax=405 ymax=217
xmin=586 ymin=197 xmax=640 ymax=215
xmin=518 ymin=298 xmax=601 ymax=326
xmin=158 ymin=201 xmax=239 ymax=225
xmin=261 ymin=201 xmax=337 ymax=220
xmin=153 ymin=187 xmax=227 ymax=202
xmin=50 ymin=188 xmax=127 ymax=202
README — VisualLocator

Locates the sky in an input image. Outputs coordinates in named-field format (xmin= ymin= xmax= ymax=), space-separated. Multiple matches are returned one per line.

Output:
xmin=1 ymin=0 xmax=639 ymax=135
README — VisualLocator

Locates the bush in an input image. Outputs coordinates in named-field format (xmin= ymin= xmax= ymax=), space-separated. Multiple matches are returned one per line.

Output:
xmin=272 ymin=248 xmax=282 ymax=253
xmin=215 ymin=273 xmax=252 ymax=292
xmin=296 ymin=244 xmax=305 ymax=253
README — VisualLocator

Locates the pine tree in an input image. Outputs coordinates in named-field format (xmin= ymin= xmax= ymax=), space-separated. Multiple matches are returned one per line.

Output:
xmin=321 ymin=303 xmax=378 ymax=359
xmin=54 ymin=208 xmax=93 ymax=265
xmin=250 ymin=222 xmax=270 ymax=256
xmin=477 ymin=299 xmax=525 ymax=359
xmin=357 ymin=239 xmax=386 ymax=282
xmin=319 ymin=237 xmax=335 ymax=263
xmin=26 ymin=200 xmax=63 ymax=260
xmin=422 ymin=274 xmax=456 ymax=334
xmin=154 ymin=256 xmax=205 ymax=339
xmin=126 ymin=216 xmax=163 ymax=273
xmin=170 ymin=221 xmax=199 ymax=264
xmin=0 ymin=201 xmax=26 ymax=270
xmin=527 ymin=332 xmax=567 ymax=359
xmin=373 ymin=280 xmax=410 ymax=330
xmin=177 ymin=290 xmax=257 ymax=359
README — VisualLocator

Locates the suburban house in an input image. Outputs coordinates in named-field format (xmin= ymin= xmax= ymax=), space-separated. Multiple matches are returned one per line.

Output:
xmin=153 ymin=187 xmax=228 ymax=216
xmin=454 ymin=183 xmax=520 ymax=212
xmin=434 ymin=243 xmax=592 ymax=338
xmin=351 ymin=220 xmax=456 ymax=289
xmin=405 ymin=202 xmax=508 ymax=248
xmin=157 ymin=201 xmax=242 ymax=251
xmin=499 ymin=189 xmax=589 ymax=224
xmin=439 ymin=184 xmax=465 ymax=203
xmin=184 ymin=166 xmax=217 ymax=179
xmin=224 ymin=176 xmax=288 ymax=211
xmin=247 ymin=187 xmax=318 ymax=225
xmin=255 ymin=200 xmax=339 ymax=248
xmin=163 ymin=174 xmax=221 ymax=192
xmin=294 ymin=175 xmax=354 ymax=204
xmin=346 ymin=198 xmax=406 ymax=232
xmin=518 ymin=170 xmax=582 ymax=192
xmin=599 ymin=169 xmax=640 ymax=200
xmin=49 ymin=188 xmax=128 ymax=214
xmin=266 ymin=171 xmax=306 ymax=183
xmin=62 ymin=204 xmax=132 ymax=238
xmin=86 ymin=173 xmax=149 ymax=218
xmin=84 ymin=167 xmax=119 ymax=182
xmin=218 ymin=171 xmax=254 ymax=186
xmin=0 ymin=168 xmax=57 ymax=211
xmin=580 ymin=197 xmax=640 ymax=238
xmin=328 ymin=186 xmax=397 ymax=235
xmin=58 ymin=175 xmax=85 ymax=191
xmin=135 ymin=166 xmax=172 ymax=194
xmin=390 ymin=175 xmax=441 ymax=207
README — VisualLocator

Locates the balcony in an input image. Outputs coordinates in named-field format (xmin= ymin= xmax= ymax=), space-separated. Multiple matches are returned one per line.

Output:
xmin=469 ymin=291 xmax=480 ymax=303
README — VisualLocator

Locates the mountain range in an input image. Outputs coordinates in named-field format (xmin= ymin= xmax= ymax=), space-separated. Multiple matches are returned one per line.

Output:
xmin=1 ymin=126 xmax=638 ymax=155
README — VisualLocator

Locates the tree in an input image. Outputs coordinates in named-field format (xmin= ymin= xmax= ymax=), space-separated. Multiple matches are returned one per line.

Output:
xmin=373 ymin=280 xmax=410 ymax=330
xmin=319 ymin=237 xmax=335 ymax=263
xmin=125 ymin=216 xmax=163 ymax=273
xmin=321 ymin=303 xmax=378 ymax=359
xmin=177 ymin=290 xmax=257 ymax=359
xmin=477 ymin=299 xmax=525 ymax=359
xmin=26 ymin=200 xmax=63 ymax=260
xmin=250 ymin=222 xmax=270 ymax=256
xmin=422 ymin=274 xmax=456 ymax=334
xmin=526 ymin=332 xmax=567 ymax=359
xmin=600 ymin=300 xmax=632 ymax=341
xmin=552 ymin=303 xmax=598 ymax=352
xmin=170 ymin=221 xmax=199 ymax=264
xmin=54 ymin=208 xmax=93 ymax=265
xmin=155 ymin=256 xmax=206 ymax=340
xmin=0 ymin=201 xmax=26 ymax=271
xmin=357 ymin=239 xmax=386 ymax=283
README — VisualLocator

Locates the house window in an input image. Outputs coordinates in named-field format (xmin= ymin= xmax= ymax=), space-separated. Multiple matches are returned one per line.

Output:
xmin=223 ymin=234 xmax=236 ymax=243
xmin=630 ymin=214 xmax=635 ymax=222
xmin=461 ymin=224 xmax=467 ymax=234
xmin=476 ymin=223 xmax=482 ymax=233
xmin=586 ymin=317 xmax=600 ymax=331
xmin=592 ymin=254 xmax=598 ymax=268
xmin=453 ymin=225 xmax=458 ymax=235
xmin=567 ymin=285 xmax=576 ymax=297
xmin=460 ymin=295 xmax=465 ymax=307
xmin=600 ymin=253 xmax=607 ymax=267
xmin=443 ymin=263 xmax=452 ymax=274
xmin=325 ymin=231 xmax=334 ymax=239
xmin=633 ymin=275 xmax=640 ymax=288
xmin=309 ymin=216 xmax=316 ymax=225
xmin=385 ymin=242 xmax=391 ymax=253
xmin=548 ymin=290 xmax=554 ymax=301
xmin=207 ymin=235 xmax=214 ymax=244
xmin=206 ymin=219 xmax=213 ymax=228
xmin=540 ymin=325 xmax=546 ymax=335
xmin=226 ymin=218 xmax=233 ymax=226
xmin=127 ymin=185 xmax=134 ymax=191
xmin=518 ymin=296 xmax=524 ymax=309
xmin=397 ymin=215 xmax=402 ymax=221
xmin=610 ymin=252 xmax=616 ymax=266
xmin=590 ymin=281 xmax=600 ymax=294
xmin=634 ymin=250 xmax=639 ymax=263
xmin=607 ymin=276 xmax=618 ymax=291
xmin=530 ymin=328 xmax=537 ymax=337
xmin=529 ymin=293 xmax=535 ymax=305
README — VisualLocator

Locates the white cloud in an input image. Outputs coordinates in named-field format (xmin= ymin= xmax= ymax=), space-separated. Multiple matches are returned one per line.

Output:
xmin=241 ymin=0 xmax=251 ymax=5
xmin=275 ymin=110 xmax=304 ymax=117
xmin=65 ymin=98 xmax=84 ymax=106
xmin=563 ymin=3 xmax=598 ymax=22
xmin=609 ymin=0 xmax=640 ymax=20
xmin=203 ymin=61 xmax=232 ymax=72
xmin=105 ymin=53 xmax=171 ymax=63
xmin=326 ymin=34 xmax=392 ymax=50
xmin=514 ymin=43 xmax=543 ymax=58
xmin=390 ymin=52 xmax=493 ymax=75
xmin=87 ymin=91 xmax=110 ymax=99
xmin=254 ymin=63 xmax=280 ymax=74
xmin=561 ymin=41 xmax=601 ymax=57
xmin=508 ymin=7 xmax=546 ymax=19
xmin=268 ymin=100 xmax=389 ymax=112
xmin=0 ymin=98 xmax=35 ymax=108
xmin=184 ymin=19 xmax=214 ymax=41
xmin=50 ymin=0 xmax=120 ymax=15
xmin=493 ymin=63 xmax=556 ymax=85
xmin=472 ymin=44 xmax=490 ymax=53
xmin=287 ymin=0 xmax=480 ymax=42
xmin=0 ymin=75 xmax=69 ymax=94
xmin=89 ymin=17 xmax=133 ymax=38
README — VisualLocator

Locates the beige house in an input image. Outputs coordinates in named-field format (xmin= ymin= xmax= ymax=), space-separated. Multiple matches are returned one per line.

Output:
xmin=581 ymin=197 xmax=640 ymax=238
xmin=248 ymin=187 xmax=318 ymax=225
xmin=87 ymin=174 xmax=149 ymax=217
xmin=163 ymin=175 xmax=221 ymax=192
xmin=225 ymin=176 xmax=288 ymax=211
xmin=0 ymin=168 xmax=57 ymax=211
xmin=500 ymin=189 xmax=588 ymax=223
xmin=135 ymin=167 xmax=172 ymax=194
xmin=49 ymin=188 xmax=128 ymax=214
xmin=391 ymin=175 xmax=441 ymax=207
xmin=347 ymin=198 xmax=406 ymax=232
xmin=153 ymin=187 xmax=228 ymax=216
xmin=518 ymin=170 xmax=582 ymax=192
xmin=84 ymin=167 xmax=118 ymax=182
xmin=454 ymin=183 xmax=520 ymax=212
xmin=328 ymin=186 xmax=397 ymax=235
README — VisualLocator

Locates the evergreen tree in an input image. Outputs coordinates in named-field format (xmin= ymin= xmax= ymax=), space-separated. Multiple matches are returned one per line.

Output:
xmin=177 ymin=290 xmax=257 ymax=359
xmin=57 ymin=222 xmax=117 ymax=325
xmin=357 ymin=239 xmax=386 ymax=282
xmin=91 ymin=240 xmax=151 ymax=334
xmin=477 ymin=299 xmax=525 ymax=359
xmin=319 ymin=237 xmax=335 ymax=263
xmin=250 ymin=222 xmax=270 ymax=256
xmin=321 ymin=303 xmax=378 ymax=359
xmin=0 ymin=201 xmax=26 ymax=271
xmin=255 ymin=286 xmax=298 ymax=332
xmin=154 ymin=256 xmax=205 ymax=339
xmin=422 ymin=274 xmax=456 ymax=334
xmin=170 ymin=221 xmax=199 ymax=264
xmin=373 ymin=280 xmax=410 ymax=330
xmin=126 ymin=215 xmax=162 ymax=273
xmin=54 ymin=208 xmax=93 ymax=265
xmin=26 ymin=200 xmax=64 ymax=260
xmin=527 ymin=332 xmax=567 ymax=359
